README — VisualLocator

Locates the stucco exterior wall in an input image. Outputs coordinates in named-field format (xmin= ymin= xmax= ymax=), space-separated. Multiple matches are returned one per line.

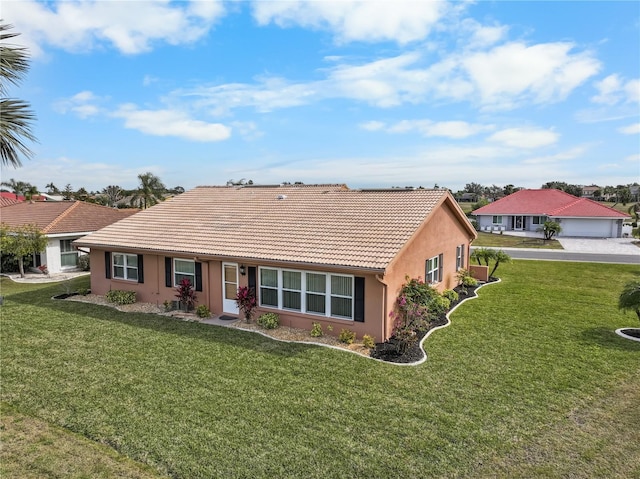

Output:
xmin=41 ymin=235 xmax=88 ymax=274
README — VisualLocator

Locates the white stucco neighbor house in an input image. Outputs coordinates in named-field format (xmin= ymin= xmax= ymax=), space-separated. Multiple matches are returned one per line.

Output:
xmin=472 ymin=189 xmax=630 ymax=238
xmin=0 ymin=201 xmax=138 ymax=274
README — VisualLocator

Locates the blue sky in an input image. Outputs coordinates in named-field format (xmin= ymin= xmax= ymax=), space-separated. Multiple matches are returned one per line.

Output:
xmin=1 ymin=0 xmax=639 ymax=193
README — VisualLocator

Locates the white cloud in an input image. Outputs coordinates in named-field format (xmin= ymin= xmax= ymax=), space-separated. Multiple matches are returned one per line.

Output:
xmin=53 ymin=90 xmax=105 ymax=118
xmin=521 ymin=146 xmax=588 ymax=165
xmin=488 ymin=127 xmax=559 ymax=149
xmin=592 ymin=74 xmax=640 ymax=105
xmin=112 ymin=104 xmax=231 ymax=142
xmin=463 ymin=42 xmax=601 ymax=109
xmin=361 ymin=119 xmax=493 ymax=139
xmin=624 ymin=153 xmax=640 ymax=163
xmin=619 ymin=123 xmax=640 ymax=135
xmin=2 ymin=0 xmax=226 ymax=56
xmin=252 ymin=0 xmax=450 ymax=44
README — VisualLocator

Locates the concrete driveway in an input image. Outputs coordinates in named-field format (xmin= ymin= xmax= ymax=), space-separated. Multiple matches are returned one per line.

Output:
xmin=557 ymin=237 xmax=640 ymax=255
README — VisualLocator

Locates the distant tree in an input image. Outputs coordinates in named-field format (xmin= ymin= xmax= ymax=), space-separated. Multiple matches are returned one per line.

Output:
xmin=62 ymin=184 xmax=73 ymax=200
xmin=538 ymin=220 xmax=562 ymax=240
xmin=618 ymin=280 xmax=640 ymax=325
xmin=101 ymin=185 xmax=123 ymax=207
xmin=471 ymin=198 xmax=489 ymax=211
xmin=45 ymin=182 xmax=60 ymax=195
xmin=131 ymin=172 xmax=166 ymax=209
xmin=74 ymin=187 xmax=88 ymax=201
xmin=0 ymin=22 xmax=37 ymax=168
xmin=170 ymin=186 xmax=185 ymax=195
xmin=464 ymin=182 xmax=484 ymax=196
xmin=485 ymin=184 xmax=502 ymax=201
xmin=542 ymin=181 xmax=581 ymax=197
xmin=24 ymin=184 xmax=39 ymax=200
xmin=503 ymin=184 xmax=516 ymax=196
xmin=628 ymin=203 xmax=640 ymax=222
xmin=0 ymin=178 xmax=30 ymax=198
xmin=0 ymin=223 xmax=48 ymax=277
xmin=593 ymin=189 xmax=602 ymax=199
xmin=617 ymin=186 xmax=631 ymax=205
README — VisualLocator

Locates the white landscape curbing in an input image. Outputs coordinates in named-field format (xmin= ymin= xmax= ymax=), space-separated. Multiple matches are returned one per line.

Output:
xmin=615 ymin=328 xmax=640 ymax=342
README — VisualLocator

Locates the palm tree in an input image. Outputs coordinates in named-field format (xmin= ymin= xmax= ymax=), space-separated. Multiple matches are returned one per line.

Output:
xmin=45 ymin=182 xmax=60 ymax=195
xmin=130 ymin=172 xmax=166 ymax=209
xmin=24 ymin=184 xmax=39 ymax=200
xmin=1 ymin=177 xmax=30 ymax=198
xmin=618 ymin=280 xmax=640 ymax=325
xmin=627 ymin=203 xmax=639 ymax=222
xmin=489 ymin=250 xmax=511 ymax=278
xmin=0 ymin=22 xmax=36 ymax=168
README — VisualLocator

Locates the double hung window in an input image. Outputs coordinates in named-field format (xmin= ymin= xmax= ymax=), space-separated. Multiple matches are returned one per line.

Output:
xmin=113 ymin=253 xmax=138 ymax=281
xmin=174 ymin=259 xmax=195 ymax=286
xmin=426 ymin=254 xmax=443 ymax=283
xmin=60 ymin=239 xmax=78 ymax=268
xmin=456 ymin=244 xmax=465 ymax=270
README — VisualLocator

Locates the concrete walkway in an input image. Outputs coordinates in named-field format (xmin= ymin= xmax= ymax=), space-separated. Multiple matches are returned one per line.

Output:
xmin=1 ymin=271 xmax=90 ymax=283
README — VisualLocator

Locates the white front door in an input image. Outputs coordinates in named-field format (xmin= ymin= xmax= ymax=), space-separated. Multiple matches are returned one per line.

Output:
xmin=222 ymin=262 xmax=239 ymax=314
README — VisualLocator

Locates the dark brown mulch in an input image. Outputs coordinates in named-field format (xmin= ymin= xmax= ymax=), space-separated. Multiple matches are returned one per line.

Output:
xmin=370 ymin=283 xmax=485 ymax=364
xmin=620 ymin=328 xmax=640 ymax=339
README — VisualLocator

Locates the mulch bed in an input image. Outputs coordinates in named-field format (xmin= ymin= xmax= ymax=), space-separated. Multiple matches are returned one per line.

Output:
xmin=370 ymin=282 xmax=488 ymax=364
xmin=620 ymin=328 xmax=640 ymax=339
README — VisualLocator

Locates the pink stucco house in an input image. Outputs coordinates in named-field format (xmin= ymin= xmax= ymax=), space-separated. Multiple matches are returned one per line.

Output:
xmin=75 ymin=184 xmax=477 ymax=341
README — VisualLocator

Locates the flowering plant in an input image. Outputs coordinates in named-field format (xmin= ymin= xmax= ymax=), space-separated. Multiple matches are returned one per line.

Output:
xmin=38 ymin=264 xmax=49 ymax=274
xmin=175 ymin=278 xmax=197 ymax=311
xmin=235 ymin=286 xmax=257 ymax=323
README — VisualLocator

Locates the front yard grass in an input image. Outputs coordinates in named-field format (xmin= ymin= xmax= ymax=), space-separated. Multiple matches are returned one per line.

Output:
xmin=1 ymin=263 xmax=639 ymax=478
xmin=472 ymin=231 xmax=563 ymax=249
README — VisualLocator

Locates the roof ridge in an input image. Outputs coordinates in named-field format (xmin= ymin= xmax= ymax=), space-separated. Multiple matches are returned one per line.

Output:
xmin=42 ymin=201 xmax=78 ymax=233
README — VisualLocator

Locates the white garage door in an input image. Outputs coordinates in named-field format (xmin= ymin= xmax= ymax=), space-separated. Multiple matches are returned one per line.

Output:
xmin=559 ymin=219 xmax=614 ymax=238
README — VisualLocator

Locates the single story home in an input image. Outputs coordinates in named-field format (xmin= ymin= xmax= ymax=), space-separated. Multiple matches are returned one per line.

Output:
xmin=75 ymin=184 xmax=478 ymax=341
xmin=472 ymin=189 xmax=629 ymax=238
xmin=1 ymin=201 xmax=138 ymax=273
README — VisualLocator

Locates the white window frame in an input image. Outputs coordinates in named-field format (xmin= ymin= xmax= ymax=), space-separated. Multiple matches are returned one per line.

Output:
xmin=258 ymin=267 xmax=354 ymax=320
xmin=282 ymin=269 xmax=302 ymax=312
xmin=532 ymin=215 xmax=547 ymax=225
xmin=492 ymin=215 xmax=503 ymax=225
xmin=456 ymin=244 xmax=465 ymax=271
xmin=60 ymin=239 xmax=78 ymax=268
xmin=112 ymin=253 xmax=138 ymax=281
xmin=174 ymin=258 xmax=196 ymax=287
xmin=425 ymin=255 xmax=441 ymax=284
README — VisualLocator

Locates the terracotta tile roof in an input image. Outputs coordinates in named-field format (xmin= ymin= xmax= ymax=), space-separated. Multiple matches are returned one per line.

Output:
xmin=0 ymin=197 xmax=21 ymax=207
xmin=76 ymin=185 xmax=474 ymax=271
xmin=472 ymin=189 xmax=628 ymax=218
xmin=0 ymin=201 xmax=139 ymax=234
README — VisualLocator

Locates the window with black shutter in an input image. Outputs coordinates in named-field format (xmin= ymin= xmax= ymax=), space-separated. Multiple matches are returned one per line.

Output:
xmin=354 ymin=277 xmax=365 ymax=322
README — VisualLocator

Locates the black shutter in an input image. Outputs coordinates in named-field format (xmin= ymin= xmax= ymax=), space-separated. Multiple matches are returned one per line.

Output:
xmin=354 ymin=276 xmax=365 ymax=322
xmin=461 ymin=245 xmax=465 ymax=269
xmin=165 ymin=257 xmax=172 ymax=287
xmin=137 ymin=254 xmax=144 ymax=284
xmin=248 ymin=267 xmax=257 ymax=291
xmin=438 ymin=253 xmax=444 ymax=282
xmin=105 ymin=251 xmax=111 ymax=279
xmin=195 ymin=262 xmax=203 ymax=292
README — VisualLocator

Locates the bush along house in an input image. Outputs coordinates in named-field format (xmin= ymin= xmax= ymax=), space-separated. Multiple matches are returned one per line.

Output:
xmin=74 ymin=184 xmax=477 ymax=342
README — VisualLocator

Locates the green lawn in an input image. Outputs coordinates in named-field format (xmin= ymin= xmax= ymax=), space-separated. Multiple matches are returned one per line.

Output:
xmin=1 ymin=263 xmax=639 ymax=478
xmin=472 ymin=231 xmax=563 ymax=249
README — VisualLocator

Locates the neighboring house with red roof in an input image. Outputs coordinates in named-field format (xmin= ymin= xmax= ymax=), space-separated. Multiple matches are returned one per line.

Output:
xmin=472 ymin=189 xmax=629 ymax=238
xmin=75 ymin=184 xmax=477 ymax=341
xmin=1 ymin=201 xmax=138 ymax=274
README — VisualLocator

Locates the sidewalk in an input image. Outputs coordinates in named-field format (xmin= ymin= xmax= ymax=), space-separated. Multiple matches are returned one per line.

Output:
xmin=1 ymin=271 xmax=90 ymax=283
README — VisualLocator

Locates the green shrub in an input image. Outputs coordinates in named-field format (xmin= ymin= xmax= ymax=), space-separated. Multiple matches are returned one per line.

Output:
xmin=163 ymin=300 xmax=173 ymax=312
xmin=339 ymin=329 xmax=356 ymax=344
xmin=195 ymin=305 xmax=211 ymax=318
xmin=462 ymin=275 xmax=478 ymax=287
xmin=76 ymin=286 xmax=90 ymax=296
xmin=428 ymin=295 xmax=451 ymax=316
xmin=362 ymin=334 xmax=375 ymax=349
xmin=77 ymin=254 xmax=90 ymax=271
xmin=105 ymin=289 xmax=136 ymax=305
xmin=257 ymin=312 xmax=280 ymax=329
xmin=442 ymin=289 xmax=459 ymax=303
xmin=310 ymin=322 xmax=323 ymax=337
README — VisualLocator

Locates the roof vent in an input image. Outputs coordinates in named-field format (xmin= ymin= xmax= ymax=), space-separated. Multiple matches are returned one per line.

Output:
xmin=277 ymin=194 xmax=287 ymax=200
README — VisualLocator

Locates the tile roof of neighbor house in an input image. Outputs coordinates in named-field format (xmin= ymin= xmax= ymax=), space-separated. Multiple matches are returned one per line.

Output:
xmin=472 ymin=189 xmax=629 ymax=218
xmin=0 ymin=197 xmax=21 ymax=207
xmin=75 ymin=185 xmax=475 ymax=271
xmin=0 ymin=201 xmax=139 ymax=234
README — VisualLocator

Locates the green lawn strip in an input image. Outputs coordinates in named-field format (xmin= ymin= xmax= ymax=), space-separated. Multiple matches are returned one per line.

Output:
xmin=0 ymin=402 xmax=166 ymax=479
xmin=472 ymin=232 xmax=563 ymax=249
xmin=1 ymin=263 xmax=639 ymax=478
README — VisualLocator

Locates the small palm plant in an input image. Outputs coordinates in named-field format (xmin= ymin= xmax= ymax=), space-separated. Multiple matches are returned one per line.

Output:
xmin=618 ymin=280 xmax=640 ymax=326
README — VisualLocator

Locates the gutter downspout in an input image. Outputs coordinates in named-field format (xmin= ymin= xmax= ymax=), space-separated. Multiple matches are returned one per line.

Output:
xmin=375 ymin=274 xmax=388 ymax=342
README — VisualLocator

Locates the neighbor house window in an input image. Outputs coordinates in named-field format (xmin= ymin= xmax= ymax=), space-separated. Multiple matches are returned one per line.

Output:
xmin=174 ymin=259 xmax=195 ymax=286
xmin=492 ymin=215 xmax=503 ymax=224
xmin=113 ymin=253 xmax=138 ymax=281
xmin=259 ymin=267 xmax=354 ymax=320
xmin=426 ymin=254 xmax=443 ymax=283
xmin=456 ymin=244 xmax=465 ymax=270
xmin=60 ymin=239 xmax=78 ymax=268
xmin=532 ymin=215 xmax=547 ymax=225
